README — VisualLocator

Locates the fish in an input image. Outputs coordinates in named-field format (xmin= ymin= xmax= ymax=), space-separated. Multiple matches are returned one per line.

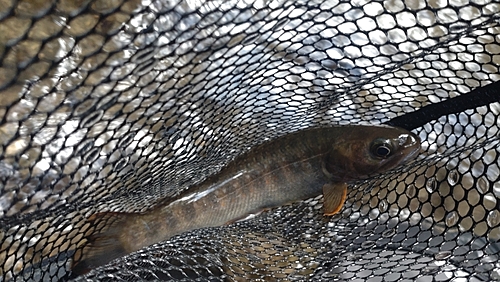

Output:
xmin=71 ymin=125 xmax=420 ymax=275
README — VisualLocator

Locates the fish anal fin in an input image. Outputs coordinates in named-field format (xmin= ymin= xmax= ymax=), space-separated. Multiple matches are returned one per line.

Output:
xmin=322 ymin=182 xmax=347 ymax=216
xmin=71 ymin=212 xmax=131 ymax=276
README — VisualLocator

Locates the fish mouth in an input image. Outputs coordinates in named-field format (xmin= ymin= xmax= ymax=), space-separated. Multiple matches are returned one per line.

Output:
xmin=375 ymin=132 xmax=421 ymax=173
xmin=397 ymin=132 xmax=421 ymax=164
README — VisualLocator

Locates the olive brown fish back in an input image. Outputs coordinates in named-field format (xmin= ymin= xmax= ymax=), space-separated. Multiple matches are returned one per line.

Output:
xmin=0 ymin=0 xmax=499 ymax=281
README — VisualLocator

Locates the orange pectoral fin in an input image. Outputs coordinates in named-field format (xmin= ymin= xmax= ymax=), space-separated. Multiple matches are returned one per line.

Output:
xmin=322 ymin=182 xmax=347 ymax=216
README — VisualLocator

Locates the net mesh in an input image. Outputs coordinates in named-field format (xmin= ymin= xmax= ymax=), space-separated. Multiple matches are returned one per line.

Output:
xmin=0 ymin=0 xmax=499 ymax=281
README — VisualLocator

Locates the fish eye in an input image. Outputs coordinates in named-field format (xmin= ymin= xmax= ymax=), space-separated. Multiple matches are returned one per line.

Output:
xmin=370 ymin=139 xmax=393 ymax=159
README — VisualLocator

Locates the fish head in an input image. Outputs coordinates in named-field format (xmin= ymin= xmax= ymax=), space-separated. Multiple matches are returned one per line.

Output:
xmin=323 ymin=125 xmax=421 ymax=182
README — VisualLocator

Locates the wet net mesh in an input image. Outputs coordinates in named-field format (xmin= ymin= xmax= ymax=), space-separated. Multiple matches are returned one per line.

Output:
xmin=1 ymin=0 xmax=499 ymax=281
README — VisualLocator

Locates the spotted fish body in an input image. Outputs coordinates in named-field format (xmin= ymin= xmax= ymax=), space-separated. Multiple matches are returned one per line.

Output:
xmin=72 ymin=125 xmax=420 ymax=274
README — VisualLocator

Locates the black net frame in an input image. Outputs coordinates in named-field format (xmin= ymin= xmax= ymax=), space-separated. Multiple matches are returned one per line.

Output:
xmin=0 ymin=0 xmax=499 ymax=281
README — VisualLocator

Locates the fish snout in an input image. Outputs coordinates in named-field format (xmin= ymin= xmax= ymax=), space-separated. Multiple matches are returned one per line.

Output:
xmin=397 ymin=132 xmax=421 ymax=163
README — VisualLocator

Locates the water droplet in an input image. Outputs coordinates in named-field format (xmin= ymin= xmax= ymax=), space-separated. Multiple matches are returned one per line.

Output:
xmin=446 ymin=211 xmax=459 ymax=227
xmin=449 ymin=22 xmax=469 ymax=33
xmin=426 ymin=178 xmax=437 ymax=193
xmin=76 ymin=139 xmax=94 ymax=156
xmin=321 ymin=272 xmax=338 ymax=278
xmin=83 ymin=147 xmax=100 ymax=164
xmin=379 ymin=199 xmax=388 ymax=212
xmin=114 ymin=157 xmax=128 ymax=171
xmin=422 ymin=266 xmax=439 ymax=274
xmin=382 ymin=228 xmax=396 ymax=238
xmin=406 ymin=184 xmax=416 ymax=198
xmin=363 ymin=182 xmax=374 ymax=193
xmin=477 ymin=176 xmax=490 ymax=194
xmin=487 ymin=210 xmax=500 ymax=227
xmin=361 ymin=240 xmax=375 ymax=248
xmin=447 ymin=170 xmax=459 ymax=186
xmin=80 ymin=110 xmax=103 ymax=128
xmin=346 ymin=253 xmax=362 ymax=260
xmin=491 ymin=269 xmax=500 ymax=280
xmin=359 ymin=230 xmax=372 ymax=237
xmin=118 ymin=132 xmax=135 ymax=148
xmin=434 ymin=251 xmax=451 ymax=260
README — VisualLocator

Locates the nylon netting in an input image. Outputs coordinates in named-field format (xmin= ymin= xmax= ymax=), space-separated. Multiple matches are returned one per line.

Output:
xmin=0 ymin=0 xmax=499 ymax=281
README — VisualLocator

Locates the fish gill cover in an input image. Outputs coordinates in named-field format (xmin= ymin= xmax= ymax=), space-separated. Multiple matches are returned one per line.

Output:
xmin=0 ymin=0 xmax=499 ymax=281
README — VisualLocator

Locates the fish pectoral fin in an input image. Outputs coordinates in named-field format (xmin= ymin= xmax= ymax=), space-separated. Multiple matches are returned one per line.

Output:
xmin=322 ymin=182 xmax=347 ymax=216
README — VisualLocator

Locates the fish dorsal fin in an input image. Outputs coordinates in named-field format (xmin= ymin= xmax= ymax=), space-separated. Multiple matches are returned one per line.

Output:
xmin=322 ymin=182 xmax=347 ymax=216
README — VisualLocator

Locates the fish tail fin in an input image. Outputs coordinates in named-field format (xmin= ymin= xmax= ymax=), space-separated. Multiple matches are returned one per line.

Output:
xmin=71 ymin=212 xmax=132 ymax=275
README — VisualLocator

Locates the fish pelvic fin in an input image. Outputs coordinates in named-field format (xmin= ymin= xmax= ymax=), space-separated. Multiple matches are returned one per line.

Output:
xmin=322 ymin=182 xmax=347 ymax=216
xmin=71 ymin=212 xmax=131 ymax=276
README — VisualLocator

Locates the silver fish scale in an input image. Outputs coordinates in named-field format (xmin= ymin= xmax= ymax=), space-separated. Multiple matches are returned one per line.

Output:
xmin=0 ymin=0 xmax=499 ymax=281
